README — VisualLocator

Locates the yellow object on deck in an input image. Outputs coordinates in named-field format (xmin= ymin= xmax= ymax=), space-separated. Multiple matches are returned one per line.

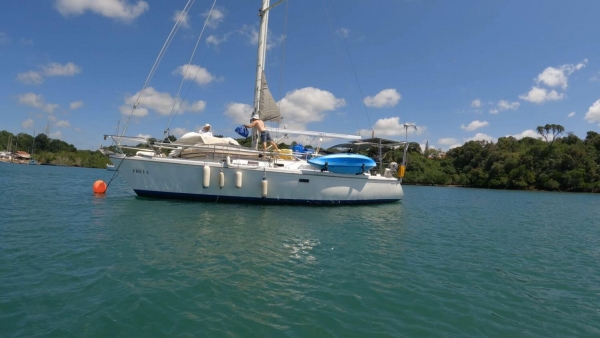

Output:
xmin=277 ymin=149 xmax=295 ymax=160
xmin=398 ymin=165 xmax=406 ymax=178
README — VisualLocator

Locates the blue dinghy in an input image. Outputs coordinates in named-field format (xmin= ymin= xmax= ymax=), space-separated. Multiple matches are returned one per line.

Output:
xmin=308 ymin=153 xmax=376 ymax=174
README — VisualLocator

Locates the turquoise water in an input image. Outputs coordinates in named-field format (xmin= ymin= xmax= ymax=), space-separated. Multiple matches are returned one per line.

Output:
xmin=1 ymin=163 xmax=599 ymax=337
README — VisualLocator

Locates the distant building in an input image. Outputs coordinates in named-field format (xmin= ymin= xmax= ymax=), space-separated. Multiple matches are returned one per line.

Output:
xmin=12 ymin=151 xmax=31 ymax=163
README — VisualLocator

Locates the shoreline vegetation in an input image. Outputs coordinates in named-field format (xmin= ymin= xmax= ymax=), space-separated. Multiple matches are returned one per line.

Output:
xmin=2 ymin=124 xmax=599 ymax=193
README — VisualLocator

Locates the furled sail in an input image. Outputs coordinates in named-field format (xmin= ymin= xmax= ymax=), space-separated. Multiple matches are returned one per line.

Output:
xmin=258 ymin=72 xmax=281 ymax=123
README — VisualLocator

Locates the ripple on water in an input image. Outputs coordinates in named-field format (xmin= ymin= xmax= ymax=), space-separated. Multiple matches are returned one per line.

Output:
xmin=1 ymin=166 xmax=600 ymax=336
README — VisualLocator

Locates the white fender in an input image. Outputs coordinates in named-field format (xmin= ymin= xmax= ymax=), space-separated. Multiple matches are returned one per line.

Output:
xmin=226 ymin=156 xmax=232 ymax=166
xmin=235 ymin=171 xmax=242 ymax=188
xmin=261 ymin=178 xmax=268 ymax=198
xmin=219 ymin=171 xmax=225 ymax=188
xmin=203 ymin=165 xmax=210 ymax=188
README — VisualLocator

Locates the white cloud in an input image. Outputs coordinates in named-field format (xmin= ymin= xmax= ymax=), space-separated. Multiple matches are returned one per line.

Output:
xmin=0 ymin=32 xmax=11 ymax=45
xmin=461 ymin=120 xmax=489 ymax=131
xmin=137 ymin=133 xmax=152 ymax=139
xmin=238 ymin=25 xmax=282 ymax=50
xmin=121 ymin=106 xmax=148 ymax=117
xmin=576 ymin=60 xmax=587 ymax=70
xmin=519 ymin=87 xmax=564 ymax=104
xmin=54 ymin=0 xmax=149 ymax=21
xmin=490 ymin=100 xmax=520 ymax=114
xmin=188 ymin=100 xmax=206 ymax=112
xmin=172 ymin=10 xmax=189 ymax=28
xmin=16 ymin=71 xmax=44 ymax=85
xmin=584 ymin=99 xmax=600 ymax=124
xmin=466 ymin=133 xmax=495 ymax=142
xmin=498 ymin=100 xmax=520 ymax=110
xmin=336 ymin=28 xmax=350 ymax=37
xmin=42 ymin=62 xmax=81 ymax=76
xmin=591 ymin=72 xmax=600 ymax=82
xmin=507 ymin=129 xmax=542 ymax=140
xmin=358 ymin=117 xmax=425 ymax=137
xmin=567 ymin=111 xmax=575 ymax=118
xmin=50 ymin=131 xmax=63 ymax=139
xmin=70 ymin=101 xmax=83 ymax=110
xmin=438 ymin=137 xmax=459 ymax=146
xmin=55 ymin=120 xmax=71 ymax=128
xmin=172 ymin=64 xmax=218 ymax=85
xmin=22 ymin=119 xmax=34 ymax=129
xmin=120 ymin=87 xmax=206 ymax=117
xmin=16 ymin=62 xmax=81 ymax=86
xmin=535 ymin=59 xmax=587 ymax=89
xmin=363 ymin=89 xmax=401 ymax=108
xmin=171 ymin=128 xmax=189 ymax=138
xmin=278 ymin=87 xmax=346 ymax=129
xmin=239 ymin=25 xmax=258 ymax=45
xmin=224 ymin=102 xmax=253 ymax=125
xmin=471 ymin=99 xmax=481 ymax=108
xmin=206 ymin=34 xmax=230 ymax=46
xmin=203 ymin=7 xmax=225 ymax=28
xmin=18 ymin=93 xmax=59 ymax=113
xmin=448 ymin=144 xmax=462 ymax=149
xmin=536 ymin=67 xmax=568 ymax=89
xmin=48 ymin=115 xmax=58 ymax=123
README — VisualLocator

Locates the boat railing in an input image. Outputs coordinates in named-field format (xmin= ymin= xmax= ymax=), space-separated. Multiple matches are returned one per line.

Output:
xmin=148 ymin=141 xmax=307 ymax=165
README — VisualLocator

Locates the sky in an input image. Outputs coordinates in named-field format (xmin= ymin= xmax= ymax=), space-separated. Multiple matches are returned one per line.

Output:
xmin=1 ymin=0 xmax=600 ymax=151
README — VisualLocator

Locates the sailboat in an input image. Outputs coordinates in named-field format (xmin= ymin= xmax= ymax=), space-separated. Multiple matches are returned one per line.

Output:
xmin=29 ymin=132 xmax=39 ymax=165
xmin=103 ymin=0 xmax=408 ymax=205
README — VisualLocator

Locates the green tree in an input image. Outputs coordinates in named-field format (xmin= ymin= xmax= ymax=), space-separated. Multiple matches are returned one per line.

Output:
xmin=536 ymin=124 xmax=565 ymax=147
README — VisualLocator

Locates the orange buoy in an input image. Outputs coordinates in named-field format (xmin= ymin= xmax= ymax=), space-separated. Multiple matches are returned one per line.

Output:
xmin=93 ymin=180 xmax=107 ymax=194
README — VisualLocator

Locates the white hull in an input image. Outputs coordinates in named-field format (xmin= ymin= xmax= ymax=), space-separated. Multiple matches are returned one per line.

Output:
xmin=110 ymin=155 xmax=403 ymax=205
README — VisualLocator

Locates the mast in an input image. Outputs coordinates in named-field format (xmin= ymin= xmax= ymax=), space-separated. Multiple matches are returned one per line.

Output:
xmin=251 ymin=0 xmax=271 ymax=148
xmin=253 ymin=0 xmax=270 ymax=117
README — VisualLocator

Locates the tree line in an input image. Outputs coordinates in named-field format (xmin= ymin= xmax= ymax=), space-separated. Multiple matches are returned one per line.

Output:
xmin=0 ymin=130 xmax=109 ymax=168
xmin=378 ymin=124 xmax=600 ymax=193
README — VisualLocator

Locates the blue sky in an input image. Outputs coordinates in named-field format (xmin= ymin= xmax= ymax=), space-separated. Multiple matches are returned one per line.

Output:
xmin=1 ymin=0 xmax=600 ymax=151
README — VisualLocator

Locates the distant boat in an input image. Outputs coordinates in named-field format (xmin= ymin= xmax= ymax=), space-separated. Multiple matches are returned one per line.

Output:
xmin=29 ymin=132 xmax=39 ymax=165
xmin=107 ymin=164 xmax=117 ymax=171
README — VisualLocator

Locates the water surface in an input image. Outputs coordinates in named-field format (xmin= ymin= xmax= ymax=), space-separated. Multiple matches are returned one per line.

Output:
xmin=1 ymin=163 xmax=599 ymax=337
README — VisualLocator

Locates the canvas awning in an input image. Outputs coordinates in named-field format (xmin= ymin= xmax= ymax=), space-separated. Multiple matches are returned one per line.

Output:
xmin=330 ymin=137 xmax=407 ymax=151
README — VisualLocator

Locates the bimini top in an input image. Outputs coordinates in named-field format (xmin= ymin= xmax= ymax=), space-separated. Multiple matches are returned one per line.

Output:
xmin=330 ymin=137 xmax=407 ymax=151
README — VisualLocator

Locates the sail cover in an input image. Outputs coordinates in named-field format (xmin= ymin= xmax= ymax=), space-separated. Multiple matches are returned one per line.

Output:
xmin=258 ymin=72 xmax=282 ymax=122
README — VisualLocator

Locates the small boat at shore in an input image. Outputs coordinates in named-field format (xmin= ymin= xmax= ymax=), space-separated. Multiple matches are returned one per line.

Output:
xmin=106 ymin=164 xmax=117 ymax=171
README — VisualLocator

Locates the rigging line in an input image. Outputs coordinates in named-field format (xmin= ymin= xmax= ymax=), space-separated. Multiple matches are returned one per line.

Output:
xmin=277 ymin=0 xmax=289 ymax=129
xmin=321 ymin=0 xmax=361 ymax=134
xmin=328 ymin=0 xmax=372 ymax=131
xmin=170 ymin=0 xmax=233 ymax=136
xmin=120 ymin=0 xmax=195 ymax=141
xmin=165 ymin=0 xmax=218 ymax=133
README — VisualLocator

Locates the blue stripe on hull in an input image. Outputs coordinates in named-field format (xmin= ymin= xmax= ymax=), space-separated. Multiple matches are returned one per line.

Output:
xmin=133 ymin=190 xmax=400 ymax=205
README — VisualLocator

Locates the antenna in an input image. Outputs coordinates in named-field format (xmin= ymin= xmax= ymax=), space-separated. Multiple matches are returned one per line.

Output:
xmin=402 ymin=123 xmax=417 ymax=143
